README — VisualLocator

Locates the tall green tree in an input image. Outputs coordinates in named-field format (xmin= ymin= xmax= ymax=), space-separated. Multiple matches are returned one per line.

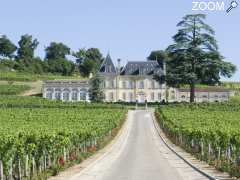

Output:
xmin=17 ymin=34 xmax=39 ymax=60
xmin=45 ymin=42 xmax=70 ymax=60
xmin=0 ymin=35 xmax=17 ymax=58
xmin=89 ymin=74 xmax=104 ymax=102
xmin=73 ymin=48 xmax=103 ymax=77
xmin=45 ymin=42 xmax=74 ymax=75
xmin=165 ymin=14 xmax=236 ymax=102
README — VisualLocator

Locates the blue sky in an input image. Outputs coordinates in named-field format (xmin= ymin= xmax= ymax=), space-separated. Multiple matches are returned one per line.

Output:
xmin=1 ymin=0 xmax=239 ymax=80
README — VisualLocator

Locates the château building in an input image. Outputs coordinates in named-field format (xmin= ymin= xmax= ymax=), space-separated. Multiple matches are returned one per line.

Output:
xmin=99 ymin=54 xmax=166 ymax=103
xmin=42 ymin=54 xmax=231 ymax=103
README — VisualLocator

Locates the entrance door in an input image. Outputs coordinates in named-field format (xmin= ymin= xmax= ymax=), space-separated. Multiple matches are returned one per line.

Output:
xmin=138 ymin=93 xmax=145 ymax=103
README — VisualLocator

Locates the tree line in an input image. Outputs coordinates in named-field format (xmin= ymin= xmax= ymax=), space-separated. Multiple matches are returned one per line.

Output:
xmin=0 ymin=34 xmax=103 ymax=77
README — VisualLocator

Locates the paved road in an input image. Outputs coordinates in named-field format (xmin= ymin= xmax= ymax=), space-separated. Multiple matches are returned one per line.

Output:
xmin=54 ymin=110 xmax=207 ymax=180
xmin=101 ymin=110 xmax=184 ymax=180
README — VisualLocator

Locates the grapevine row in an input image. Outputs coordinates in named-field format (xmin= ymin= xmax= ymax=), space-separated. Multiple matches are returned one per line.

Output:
xmin=0 ymin=101 xmax=127 ymax=180
xmin=156 ymin=103 xmax=240 ymax=177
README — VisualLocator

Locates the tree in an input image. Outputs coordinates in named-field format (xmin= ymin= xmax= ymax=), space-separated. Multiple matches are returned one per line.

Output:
xmin=89 ymin=74 xmax=104 ymax=102
xmin=45 ymin=42 xmax=70 ymax=60
xmin=45 ymin=42 xmax=73 ymax=75
xmin=17 ymin=34 xmax=39 ymax=60
xmin=73 ymin=48 xmax=103 ymax=77
xmin=165 ymin=14 xmax=236 ymax=102
xmin=0 ymin=35 xmax=17 ymax=58
xmin=47 ymin=59 xmax=75 ymax=76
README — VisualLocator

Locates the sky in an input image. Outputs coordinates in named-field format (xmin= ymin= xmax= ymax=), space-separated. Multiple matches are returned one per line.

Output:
xmin=0 ymin=0 xmax=239 ymax=80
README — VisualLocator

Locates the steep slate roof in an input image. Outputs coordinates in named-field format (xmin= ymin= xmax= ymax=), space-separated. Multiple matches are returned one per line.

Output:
xmin=120 ymin=61 xmax=163 ymax=76
xmin=99 ymin=54 xmax=117 ymax=75
xmin=99 ymin=54 xmax=164 ymax=76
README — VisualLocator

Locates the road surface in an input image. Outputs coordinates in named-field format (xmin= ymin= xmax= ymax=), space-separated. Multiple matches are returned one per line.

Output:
xmin=52 ymin=110 xmax=207 ymax=180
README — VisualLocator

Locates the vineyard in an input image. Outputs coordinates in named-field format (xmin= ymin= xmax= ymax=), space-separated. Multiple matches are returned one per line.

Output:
xmin=0 ymin=96 xmax=127 ymax=180
xmin=156 ymin=103 xmax=240 ymax=177
xmin=0 ymin=85 xmax=31 ymax=95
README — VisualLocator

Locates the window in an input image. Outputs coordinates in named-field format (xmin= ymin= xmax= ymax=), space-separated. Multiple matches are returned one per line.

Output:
xmin=151 ymin=81 xmax=155 ymax=89
xmin=151 ymin=92 xmax=154 ymax=101
xmin=106 ymin=65 xmax=112 ymax=73
xmin=55 ymin=90 xmax=61 ymax=100
xmin=138 ymin=81 xmax=144 ymax=89
xmin=122 ymin=81 xmax=127 ymax=89
xmin=158 ymin=93 xmax=161 ymax=101
xmin=129 ymin=81 xmax=134 ymax=89
xmin=63 ymin=91 xmax=70 ymax=101
xmin=129 ymin=92 xmax=133 ymax=102
xmin=122 ymin=92 xmax=126 ymax=100
xmin=110 ymin=80 xmax=114 ymax=88
xmin=109 ymin=92 xmax=114 ymax=101
xmin=46 ymin=92 xmax=53 ymax=99
xmin=181 ymin=95 xmax=186 ymax=99
xmin=72 ymin=90 xmax=78 ymax=101
xmin=80 ymin=89 xmax=87 ymax=100
xmin=46 ymin=88 xmax=53 ymax=99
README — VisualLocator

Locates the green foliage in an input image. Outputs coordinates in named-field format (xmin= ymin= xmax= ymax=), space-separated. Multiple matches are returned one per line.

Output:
xmin=0 ymin=35 xmax=17 ymax=58
xmin=0 ymin=96 xmax=126 ymax=178
xmin=47 ymin=58 xmax=75 ymax=76
xmin=0 ymin=95 xmax=123 ymax=108
xmin=73 ymin=48 xmax=103 ymax=77
xmin=157 ymin=102 xmax=240 ymax=177
xmin=165 ymin=14 xmax=236 ymax=102
xmin=17 ymin=34 xmax=39 ymax=60
xmin=44 ymin=42 xmax=74 ymax=76
xmin=89 ymin=74 xmax=104 ymax=102
xmin=0 ymin=85 xmax=30 ymax=95
xmin=45 ymin=42 xmax=71 ymax=60
xmin=0 ymin=71 xmax=84 ymax=82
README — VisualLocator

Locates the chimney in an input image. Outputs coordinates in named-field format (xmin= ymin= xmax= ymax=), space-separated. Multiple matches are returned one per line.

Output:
xmin=117 ymin=58 xmax=121 ymax=74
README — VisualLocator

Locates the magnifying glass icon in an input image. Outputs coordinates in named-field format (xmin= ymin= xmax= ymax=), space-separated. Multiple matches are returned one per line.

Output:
xmin=226 ymin=1 xmax=238 ymax=13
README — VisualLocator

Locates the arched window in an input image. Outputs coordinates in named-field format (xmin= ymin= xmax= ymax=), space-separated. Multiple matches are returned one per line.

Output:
xmin=72 ymin=89 xmax=78 ymax=101
xmin=62 ymin=89 xmax=70 ymax=101
xmin=181 ymin=95 xmax=186 ymax=99
xmin=46 ymin=88 xmax=53 ymax=99
xmin=80 ymin=88 xmax=87 ymax=100
xmin=55 ymin=89 xmax=61 ymax=100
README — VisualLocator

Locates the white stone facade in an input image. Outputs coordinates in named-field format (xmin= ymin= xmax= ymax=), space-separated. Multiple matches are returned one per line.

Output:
xmin=102 ymin=75 xmax=166 ymax=103
xmin=42 ymin=80 xmax=90 ymax=102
